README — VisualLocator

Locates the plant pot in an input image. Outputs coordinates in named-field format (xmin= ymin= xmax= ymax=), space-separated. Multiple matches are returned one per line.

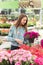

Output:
xmin=29 ymin=38 xmax=34 ymax=43
xmin=24 ymin=38 xmax=34 ymax=46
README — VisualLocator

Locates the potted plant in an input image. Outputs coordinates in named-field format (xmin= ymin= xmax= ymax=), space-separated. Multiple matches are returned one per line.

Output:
xmin=24 ymin=31 xmax=40 ymax=46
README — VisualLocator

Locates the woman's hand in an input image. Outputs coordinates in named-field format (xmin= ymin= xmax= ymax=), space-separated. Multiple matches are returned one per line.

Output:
xmin=15 ymin=39 xmax=23 ymax=45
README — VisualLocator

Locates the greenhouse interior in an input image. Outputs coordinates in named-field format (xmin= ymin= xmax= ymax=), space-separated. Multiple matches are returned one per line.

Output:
xmin=0 ymin=0 xmax=43 ymax=65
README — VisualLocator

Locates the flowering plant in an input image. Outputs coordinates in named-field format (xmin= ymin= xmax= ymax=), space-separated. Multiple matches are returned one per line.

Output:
xmin=29 ymin=45 xmax=43 ymax=57
xmin=23 ymin=31 xmax=40 ymax=46
xmin=20 ymin=44 xmax=43 ymax=58
xmin=34 ymin=57 xmax=43 ymax=65
xmin=20 ymin=44 xmax=30 ymax=50
xmin=0 ymin=49 xmax=36 ymax=65
xmin=40 ymin=39 xmax=43 ymax=48
xmin=0 ymin=49 xmax=11 ymax=65
xmin=24 ymin=31 xmax=40 ymax=39
xmin=0 ymin=48 xmax=43 ymax=65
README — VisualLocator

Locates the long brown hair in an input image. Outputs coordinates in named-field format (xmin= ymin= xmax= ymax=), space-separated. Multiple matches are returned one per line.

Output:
xmin=15 ymin=13 xmax=28 ymax=32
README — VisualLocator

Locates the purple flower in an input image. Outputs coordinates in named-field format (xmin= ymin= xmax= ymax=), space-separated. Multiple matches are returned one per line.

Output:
xmin=41 ymin=39 xmax=43 ymax=48
xmin=24 ymin=31 xmax=40 ymax=39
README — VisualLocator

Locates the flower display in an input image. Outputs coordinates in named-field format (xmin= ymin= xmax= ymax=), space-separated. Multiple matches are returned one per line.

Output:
xmin=0 ymin=44 xmax=43 ymax=65
xmin=20 ymin=44 xmax=43 ymax=65
xmin=20 ymin=44 xmax=43 ymax=57
xmin=29 ymin=45 xmax=43 ymax=57
xmin=11 ymin=49 xmax=32 ymax=62
xmin=0 ymin=49 xmax=34 ymax=65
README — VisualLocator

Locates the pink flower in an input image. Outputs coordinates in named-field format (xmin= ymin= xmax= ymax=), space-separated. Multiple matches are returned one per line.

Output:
xmin=34 ymin=57 xmax=43 ymax=65
xmin=9 ymin=57 xmax=13 ymax=64
xmin=1 ymin=55 xmax=8 ymax=60
xmin=0 ymin=49 xmax=33 ymax=65
xmin=18 ymin=56 xmax=27 ymax=62
xmin=40 ymin=39 xmax=43 ymax=48
xmin=30 ymin=64 xmax=33 ymax=65
xmin=7 ymin=50 xmax=11 ymax=53
xmin=15 ymin=61 xmax=21 ymax=65
xmin=0 ymin=57 xmax=2 ymax=63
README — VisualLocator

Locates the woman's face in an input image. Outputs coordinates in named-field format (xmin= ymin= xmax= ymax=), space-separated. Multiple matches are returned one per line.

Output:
xmin=21 ymin=17 xmax=27 ymax=26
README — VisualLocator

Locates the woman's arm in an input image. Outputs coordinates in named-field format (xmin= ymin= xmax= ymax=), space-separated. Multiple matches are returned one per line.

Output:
xmin=15 ymin=39 xmax=23 ymax=44
xmin=7 ymin=25 xmax=15 ymax=42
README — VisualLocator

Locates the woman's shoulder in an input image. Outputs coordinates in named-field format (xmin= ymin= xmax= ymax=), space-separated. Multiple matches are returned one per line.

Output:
xmin=10 ymin=24 xmax=16 ymax=30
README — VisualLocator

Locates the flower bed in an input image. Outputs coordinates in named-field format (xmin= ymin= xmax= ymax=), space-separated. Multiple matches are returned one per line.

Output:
xmin=0 ymin=38 xmax=43 ymax=65
xmin=20 ymin=44 xmax=43 ymax=57
xmin=20 ymin=44 xmax=43 ymax=65
xmin=0 ymin=49 xmax=33 ymax=65
xmin=0 ymin=47 xmax=43 ymax=65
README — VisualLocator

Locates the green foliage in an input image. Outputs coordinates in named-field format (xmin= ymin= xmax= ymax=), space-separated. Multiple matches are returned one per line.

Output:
xmin=1 ymin=32 xmax=8 ymax=36
xmin=0 ymin=23 xmax=11 ymax=28
xmin=22 ymin=61 xmax=31 ymax=65
xmin=0 ymin=59 xmax=11 ymax=65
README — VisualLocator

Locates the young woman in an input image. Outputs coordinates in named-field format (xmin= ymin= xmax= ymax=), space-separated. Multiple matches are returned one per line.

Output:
xmin=7 ymin=13 xmax=28 ymax=50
